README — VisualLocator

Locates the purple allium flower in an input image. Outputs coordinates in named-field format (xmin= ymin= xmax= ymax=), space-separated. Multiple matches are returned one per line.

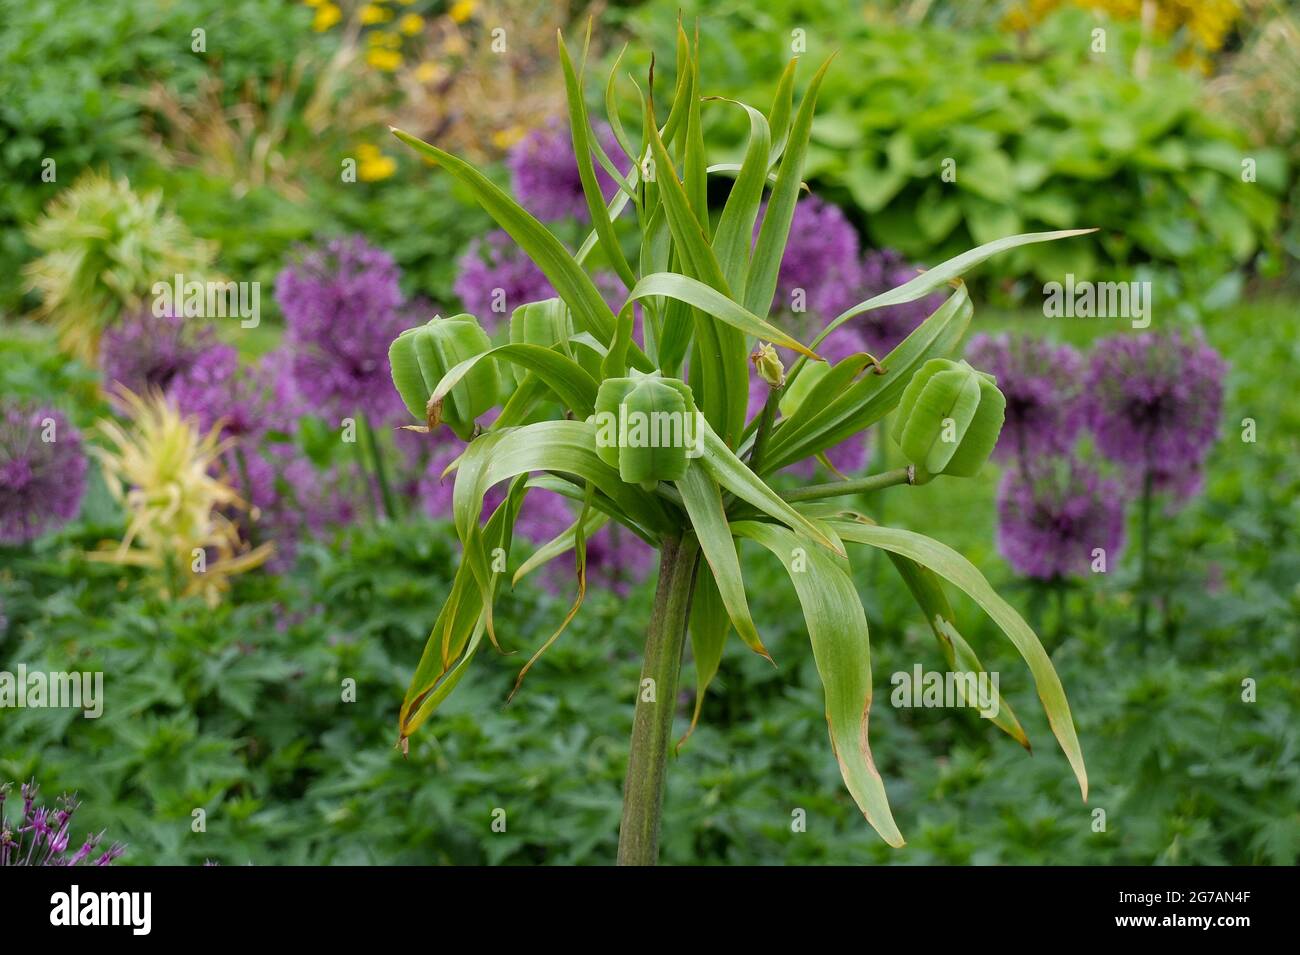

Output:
xmin=169 ymin=343 xmax=276 ymax=443
xmin=453 ymin=230 xmax=557 ymax=332
xmin=584 ymin=522 xmax=655 ymax=597
xmin=996 ymin=457 xmax=1127 ymax=580
xmin=0 ymin=404 xmax=87 ymax=545
xmin=275 ymin=235 xmax=408 ymax=426
xmin=0 ymin=781 xmax=124 ymax=866
xmin=507 ymin=119 xmax=629 ymax=222
xmin=763 ymin=196 xmax=863 ymax=322
xmin=855 ymin=248 xmax=946 ymax=355
xmin=966 ymin=333 xmax=1086 ymax=463
xmin=1083 ymin=331 xmax=1227 ymax=501
xmin=100 ymin=309 xmax=219 ymax=397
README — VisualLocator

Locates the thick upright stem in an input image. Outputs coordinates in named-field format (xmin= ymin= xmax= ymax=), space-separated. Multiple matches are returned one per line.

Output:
xmin=617 ymin=534 xmax=698 ymax=865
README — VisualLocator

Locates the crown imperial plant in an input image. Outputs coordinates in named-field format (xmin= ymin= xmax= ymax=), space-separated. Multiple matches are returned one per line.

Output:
xmin=386 ymin=24 xmax=1095 ymax=864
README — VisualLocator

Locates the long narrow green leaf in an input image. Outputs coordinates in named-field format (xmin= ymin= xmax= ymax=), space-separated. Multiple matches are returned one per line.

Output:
xmin=709 ymin=98 xmax=772 ymax=297
xmin=558 ymin=33 xmax=636 ymax=289
xmin=627 ymin=272 xmax=822 ymax=359
xmin=679 ymin=559 xmax=729 ymax=750
xmin=745 ymin=54 xmax=834 ymax=319
xmin=399 ymin=478 xmax=527 ymax=738
xmin=732 ymin=520 xmax=905 ymax=847
xmin=430 ymin=343 xmax=599 ymax=420
xmin=830 ymin=520 xmax=1089 ymax=800
xmin=698 ymin=422 xmax=843 ymax=556
xmin=884 ymin=551 xmax=1030 ymax=749
xmin=766 ymin=58 xmax=797 ymax=165
xmin=811 ymin=229 xmax=1097 ymax=349
xmin=676 ymin=459 xmax=769 ymax=660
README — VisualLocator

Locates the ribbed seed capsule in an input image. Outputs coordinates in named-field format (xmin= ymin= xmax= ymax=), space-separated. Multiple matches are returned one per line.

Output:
xmin=508 ymin=298 xmax=573 ymax=382
xmin=591 ymin=371 xmax=699 ymax=491
xmin=389 ymin=313 xmax=499 ymax=440
xmin=891 ymin=358 xmax=1005 ymax=482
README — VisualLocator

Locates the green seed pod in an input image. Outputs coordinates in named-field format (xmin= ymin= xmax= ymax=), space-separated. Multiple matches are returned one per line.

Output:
xmin=890 ymin=358 xmax=1005 ymax=482
xmin=389 ymin=313 xmax=499 ymax=440
xmin=508 ymin=299 xmax=573 ymax=382
xmin=591 ymin=371 xmax=700 ymax=491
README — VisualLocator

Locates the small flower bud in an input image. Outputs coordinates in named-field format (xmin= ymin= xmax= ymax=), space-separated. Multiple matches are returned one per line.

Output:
xmin=751 ymin=342 xmax=786 ymax=388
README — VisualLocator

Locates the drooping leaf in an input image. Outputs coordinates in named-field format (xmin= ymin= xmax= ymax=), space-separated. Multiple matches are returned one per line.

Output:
xmin=732 ymin=520 xmax=905 ymax=847
xmin=676 ymin=459 xmax=769 ymax=659
xmin=679 ymin=558 xmax=729 ymax=751
xmin=830 ymin=520 xmax=1088 ymax=800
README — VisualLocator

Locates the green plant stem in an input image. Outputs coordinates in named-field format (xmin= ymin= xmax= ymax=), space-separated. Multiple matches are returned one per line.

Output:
xmin=361 ymin=414 xmax=397 ymax=521
xmin=747 ymin=385 xmax=781 ymax=474
xmin=779 ymin=467 xmax=914 ymax=503
xmin=1137 ymin=469 xmax=1154 ymax=639
xmin=617 ymin=534 xmax=699 ymax=866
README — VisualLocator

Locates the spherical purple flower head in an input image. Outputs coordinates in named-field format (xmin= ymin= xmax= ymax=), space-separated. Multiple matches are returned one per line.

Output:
xmin=996 ymin=456 xmax=1126 ymax=580
xmin=454 ymin=230 xmax=557 ymax=333
xmin=100 ymin=308 xmax=219 ymax=399
xmin=856 ymin=248 xmax=946 ymax=355
xmin=169 ymin=344 xmax=275 ymax=443
xmin=0 ymin=404 xmax=87 ymax=545
xmin=507 ymin=118 xmax=630 ymax=222
xmin=761 ymin=195 xmax=863 ymax=323
xmin=1084 ymin=330 xmax=1227 ymax=501
xmin=966 ymin=333 xmax=1086 ymax=463
xmin=275 ymin=235 xmax=408 ymax=426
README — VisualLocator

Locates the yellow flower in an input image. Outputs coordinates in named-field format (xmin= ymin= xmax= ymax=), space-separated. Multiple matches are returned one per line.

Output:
xmin=366 ymin=48 xmax=403 ymax=71
xmin=302 ymin=0 xmax=323 ymax=7
xmin=398 ymin=12 xmax=424 ymax=35
xmin=89 ymin=389 xmax=272 ymax=605
xmin=450 ymin=0 xmax=476 ymax=23
xmin=368 ymin=30 xmax=401 ymax=48
xmin=359 ymin=3 xmax=392 ymax=24
xmin=491 ymin=125 xmax=526 ymax=151
xmin=413 ymin=61 xmax=446 ymax=84
xmin=356 ymin=143 xmax=397 ymax=180
xmin=313 ymin=2 xmax=341 ymax=31
xmin=442 ymin=33 xmax=468 ymax=56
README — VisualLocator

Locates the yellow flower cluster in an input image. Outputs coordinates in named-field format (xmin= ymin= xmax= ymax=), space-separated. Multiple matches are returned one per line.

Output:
xmin=356 ymin=142 xmax=397 ymax=181
xmin=89 ymin=389 xmax=273 ymax=606
xmin=1005 ymin=0 xmax=1240 ymax=59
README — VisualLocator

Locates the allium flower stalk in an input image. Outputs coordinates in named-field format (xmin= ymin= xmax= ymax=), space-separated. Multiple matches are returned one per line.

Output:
xmin=966 ymin=333 xmax=1087 ymax=465
xmin=0 ymin=781 xmax=124 ymax=866
xmin=0 ymin=403 xmax=87 ymax=545
xmin=996 ymin=457 xmax=1127 ymax=581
